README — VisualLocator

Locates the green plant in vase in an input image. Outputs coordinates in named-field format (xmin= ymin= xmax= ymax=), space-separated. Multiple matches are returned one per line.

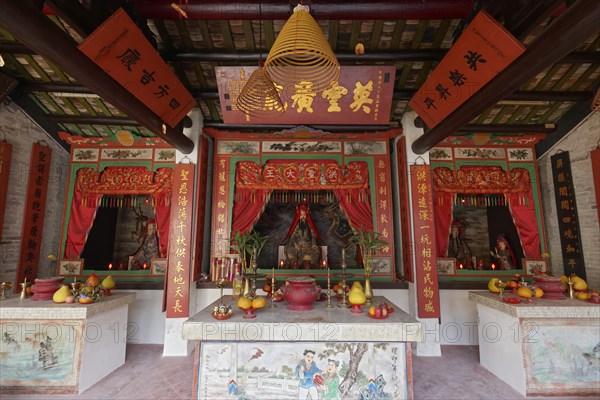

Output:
xmin=349 ymin=227 xmax=388 ymax=305
xmin=231 ymin=229 xmax=268 ymax=297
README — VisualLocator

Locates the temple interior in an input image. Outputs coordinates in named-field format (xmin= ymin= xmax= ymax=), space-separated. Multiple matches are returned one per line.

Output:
xmin=0 ymin=1 xmax=599 ymax=399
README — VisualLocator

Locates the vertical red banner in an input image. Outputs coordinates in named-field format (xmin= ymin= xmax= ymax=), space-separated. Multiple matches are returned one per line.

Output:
xmin=0 ymin=141 xmax=12 ymax=243
xmin=193 ymin=136 xmax=210 ymax=282
xmin=16 ymin=143 xmax=52 ymax=287
xmin=166 ymin=164 xmax=195 ymax=318
xmin=410 ymin=164 xmax=440 ymax=318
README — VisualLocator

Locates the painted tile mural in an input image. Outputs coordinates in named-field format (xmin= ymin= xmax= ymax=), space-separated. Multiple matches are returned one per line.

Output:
xmin=0 ymin=320 xmax=83 ymax=388
xmin=198 ymin=342 xmax=408 ymax=400
xmin=525 ymin=324 xmax=600 ymax=395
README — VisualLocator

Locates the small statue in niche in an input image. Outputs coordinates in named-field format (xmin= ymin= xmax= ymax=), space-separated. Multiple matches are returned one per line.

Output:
xmin=491 ymin=235 xmax=517 ymax=270
xmin=446 ymin=220 xmax=473 ymax=269
xmin=281 ymin=203 xmax=323 ymax=269
xmin=129 ymin=219 xmax=160 ymax=270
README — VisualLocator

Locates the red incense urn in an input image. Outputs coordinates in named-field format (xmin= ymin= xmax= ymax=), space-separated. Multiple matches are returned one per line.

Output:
xmin=281 ymin=277 xmax=321 ymax=311
xmin=31 ymin=277 xmax=64 ymax=301
xmin=533 ymin=276 xmax=566 ymax=300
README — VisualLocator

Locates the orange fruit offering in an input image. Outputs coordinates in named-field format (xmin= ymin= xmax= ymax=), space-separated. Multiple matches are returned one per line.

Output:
xmin=251 ymin=297 xmax=266 ymax=309
xmin=517 ymin=286 xmax=534 ymax=298
xmin=262 ymin=284 xmax=271 ymax=293
xmin=237 ymin=297 xmax=252 ymax=310
xmin=368 ymin=306 xmax=376 ymax=316
xmin=534 ymin=287 xmax=544 ymax=298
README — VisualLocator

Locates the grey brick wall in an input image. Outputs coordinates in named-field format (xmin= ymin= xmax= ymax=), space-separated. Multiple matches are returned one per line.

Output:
xmin=0 ymin=103 xmax=69 ymax=285
xmin=539 ymin=112 xmax=600 ymax=291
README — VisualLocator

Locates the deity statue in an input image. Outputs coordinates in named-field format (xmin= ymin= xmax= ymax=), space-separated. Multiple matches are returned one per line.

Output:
xmin=446 ymin=220 xmax=473 ymax=269
xmin=129 ymin=219 xmax=160 ymax=270
xmin=491 ymin=235 xmax=516 ymax=270
xmin=281 ymin=203 xmax=323 ymax=269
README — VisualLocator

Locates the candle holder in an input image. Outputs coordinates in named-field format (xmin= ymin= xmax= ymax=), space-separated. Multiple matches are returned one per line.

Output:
xmin=567 ymin=277 xmax=575 ymax=299
xmin=335 ymin=253 xmax=353 ymax=308
xmin=0 ymin=282 xmax=12 ymax=300
xmin=20 ymin=278 xmax=29 ymax=300
xmin=270 ymin=269 xmax=277 ymax=308
xmin=326 ymin=266 xmax=333 ymax=309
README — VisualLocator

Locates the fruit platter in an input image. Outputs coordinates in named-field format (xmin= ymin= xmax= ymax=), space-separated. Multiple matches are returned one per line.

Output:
xmin=502 ymin=297 xmax=521 ymax=304
xmin=368 ymin=302 xmax=394 ymax=319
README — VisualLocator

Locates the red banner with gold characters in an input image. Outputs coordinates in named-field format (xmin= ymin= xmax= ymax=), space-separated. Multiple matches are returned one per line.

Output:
xmin=409 ymin=11 xmax=524 ymax=128
xmin=0 ymin=141 xmax=12 ymax=243
xmin=212 ymin=156 xmax=231 ymax=257
xmin=16 ymin=143 xmax=52 ymax=287
xmin=165 ymin=164 xmax=195 ymax=318
xmin=78 ymin=8 xmax=194 ymax=128
xmin=410 ymin=164 xmax=440 ymax=318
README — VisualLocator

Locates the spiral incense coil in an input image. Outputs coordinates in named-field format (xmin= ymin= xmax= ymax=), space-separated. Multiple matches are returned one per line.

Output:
xmin=264 ymin=5 xmax=340 ymax=91
xmin=235 ymin=67 xmax=284 ymax=116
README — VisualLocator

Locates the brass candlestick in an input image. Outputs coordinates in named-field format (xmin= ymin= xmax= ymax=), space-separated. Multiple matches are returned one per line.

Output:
xmin=270 ymin=268 xmax=277 ymax=308
xmin=0 ymin=282 xmax=11 ymax=300
xmin=336 ymin=251 xmax=352 ymax=308
xmin=326 ymin=263 xmax=333 ymax=309
xmin=567 ymin=277 xmax=575 ymax=299
xmin=20 ymin=278 xmax=29 ymax=300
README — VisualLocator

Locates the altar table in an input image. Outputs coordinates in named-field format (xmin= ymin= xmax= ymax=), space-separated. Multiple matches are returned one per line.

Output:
xmin=183 ymin=295 xmax=422 ymax=400
xmin=469 ymin=291 xmax=600 ymax=397
xmin=0 ymin=291 xmax=136 ymax=395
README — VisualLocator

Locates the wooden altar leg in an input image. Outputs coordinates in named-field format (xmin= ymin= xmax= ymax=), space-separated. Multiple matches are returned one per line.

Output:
xmin=192 ymin=341 xmax=200 ymax=400
xmin=406 ymin=342 xmax=414 ymax=400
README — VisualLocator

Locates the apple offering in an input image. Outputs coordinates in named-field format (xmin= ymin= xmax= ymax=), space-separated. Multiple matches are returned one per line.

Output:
xmin=368 ymin=302 xmax=394 ymax=319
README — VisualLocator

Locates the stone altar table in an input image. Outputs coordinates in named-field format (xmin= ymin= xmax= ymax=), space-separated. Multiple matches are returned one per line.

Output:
xmin=0 ymin=291 xmax=136 ymax=395
xmin=183 ymin=295 xmax=422 ymax=400
xmin=470 ymin=291 xmax=600 ymax=397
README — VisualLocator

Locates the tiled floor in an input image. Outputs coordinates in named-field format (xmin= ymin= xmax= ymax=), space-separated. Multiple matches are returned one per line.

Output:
xmin=3 ymin=344 xmax=592 ymax=400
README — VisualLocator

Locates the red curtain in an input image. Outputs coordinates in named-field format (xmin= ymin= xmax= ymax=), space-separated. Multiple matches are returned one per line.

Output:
xmin=154 ymin=203 xmax=170 ymax=257
xmin=434 ymin=191 xmax=454 ymax=257
xmin=508 ymin=191 xmax=541 ymax=259
xmin=333 ymin=188 xmax=374 ymax=232
xmin=231 ymin=188 xmax=272 ymax=234
xmin=64 ymin=190 xmax=102 ymax=258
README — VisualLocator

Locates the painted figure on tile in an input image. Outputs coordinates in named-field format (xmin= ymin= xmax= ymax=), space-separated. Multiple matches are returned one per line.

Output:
xmin=130 ymin=219 xmax=160 ymax=270
xmin=319 ymin=358 xmax=341 ymax=400
xmin=446 ymin=220 xmax=472 ymax=269
xmin=38 ymin=336 xmax=58 ymax=369
xmin=295 ymin=349 xmax=322 ymax=399
xmin=282 ymin=203 xmax=323 ymax=269
xmin=491 ymin=235 xmax=516 ymax=270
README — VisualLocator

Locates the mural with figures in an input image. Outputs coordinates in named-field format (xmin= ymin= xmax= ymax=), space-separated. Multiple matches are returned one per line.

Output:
xmin=0 ymin=320 xmax=82 ymax=388
xmin=198 ymin=342 xmax=408 ymax=400
xmin=525 ymin=324 xmax=600 ymax=394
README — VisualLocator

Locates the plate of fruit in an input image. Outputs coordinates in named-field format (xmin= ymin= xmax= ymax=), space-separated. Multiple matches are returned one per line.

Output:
xmin=368 ymin=303 xmax=394 ymax=319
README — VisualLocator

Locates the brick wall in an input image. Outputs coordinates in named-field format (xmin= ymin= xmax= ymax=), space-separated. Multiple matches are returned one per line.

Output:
xmin=538 ymin=112 xmax=600 ymax=290
xmin=0 ymin=103 xmax=69 ymax=284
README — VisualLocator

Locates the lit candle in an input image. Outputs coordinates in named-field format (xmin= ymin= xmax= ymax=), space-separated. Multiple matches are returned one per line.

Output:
xmin=491 ymin=263 xmax=496 ymax=270
xmin=280 ymin=259 xmax=284 ymax=269
xmin=109 ymin=263 xmax=113 ymax=270
xmin=342 ymin=248 xmax=346 ymax=259
xmin=143 ymin=262 xmax=147 ymax=270
xmin=459 ymin=263 xmax=464 ymax=270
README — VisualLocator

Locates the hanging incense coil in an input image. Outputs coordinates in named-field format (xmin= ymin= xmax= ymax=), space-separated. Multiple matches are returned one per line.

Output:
xmin=235 ymin=67 xmax=284 ymax=116
xmin=264 ymin=4 xmax=340 ymax=91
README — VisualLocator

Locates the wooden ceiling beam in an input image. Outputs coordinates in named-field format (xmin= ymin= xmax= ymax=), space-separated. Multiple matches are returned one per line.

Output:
xmin=411 ymin=0 xmax=600 ymax=154
xmin=43 ymin=115 xmax=558 ymax=134
xmin=134 ymin=0 xmax=475 ymax=20
xmin=1 ymin=0 xmax=194 ymax=153
xmin=22 ymin=82 xmax=594 ymax=103
xmin=3 ymin=41 xmax=598 ymax=64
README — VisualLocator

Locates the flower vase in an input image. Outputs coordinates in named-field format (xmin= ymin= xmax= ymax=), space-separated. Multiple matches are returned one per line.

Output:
xmin=242 ymin=277 xmax=251 ymax=298
xmin=364 ymin=276 xmax=373 ymax=305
